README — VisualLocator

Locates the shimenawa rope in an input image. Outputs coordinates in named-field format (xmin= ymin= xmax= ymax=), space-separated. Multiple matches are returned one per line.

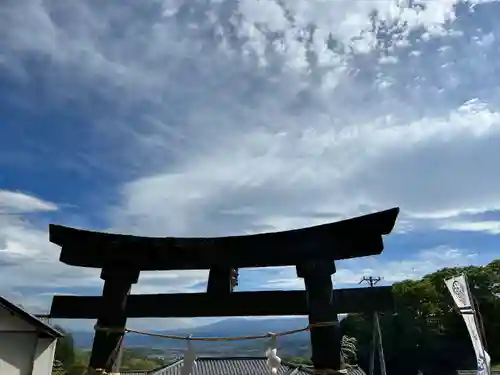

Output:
xmin=91 ymin=321 xmax=345 ymax=375
xmin=94 ymin=320 xmax=339 ymax=341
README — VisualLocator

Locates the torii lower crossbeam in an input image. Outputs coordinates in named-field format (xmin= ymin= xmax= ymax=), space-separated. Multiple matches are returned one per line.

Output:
xmin=49 ymin=287 xmax=393 ymax=318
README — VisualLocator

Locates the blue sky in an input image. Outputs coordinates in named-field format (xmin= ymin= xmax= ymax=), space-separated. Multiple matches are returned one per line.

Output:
xmin=1 ymin=0 xmax=500 ymax=331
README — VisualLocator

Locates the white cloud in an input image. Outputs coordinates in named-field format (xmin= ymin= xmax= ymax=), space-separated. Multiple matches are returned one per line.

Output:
xmin=350 ymin=246 xmax=479 ymax=283
xmin=133 ymin=270 xmax=209 ymax=294
xmin=0 ymin=199 xmax=73 ymax=315
xmin=0 ymin=191 xmax=210 ymax=332
xmin=0 ymin=193 xmax=98 ymax=304
xmin=440 ymin=220 xmax=500 ymax=235
xmin=264 ymin=246 xmax=478 ymax=289
xmin=14 ymin=0 xmax=494 ymax=236
xmin=0 ymin=190 xmax=212 ymax=311
xmin=0 ymin=190 xmax=58 ymax=214
xmin=111 ymin=99 xmax=500 ymax=237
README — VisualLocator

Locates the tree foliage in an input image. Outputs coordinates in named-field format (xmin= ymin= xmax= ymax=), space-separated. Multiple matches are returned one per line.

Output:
xmin=53 ymin=326 xmax=75 ymax=370
xmin=341 ymin=259 xmax=500 ymax=375
xmin=52 ymin=336 xmax=168 ymax=375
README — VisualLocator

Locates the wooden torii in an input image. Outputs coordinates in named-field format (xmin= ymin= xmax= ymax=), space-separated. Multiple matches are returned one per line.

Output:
xmin=48 ymin=207 xmax=399 ymax=374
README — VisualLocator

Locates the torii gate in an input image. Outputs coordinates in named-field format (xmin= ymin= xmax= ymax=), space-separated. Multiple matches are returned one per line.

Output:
xmin=48 ymin=207 xmax=399 ymax=374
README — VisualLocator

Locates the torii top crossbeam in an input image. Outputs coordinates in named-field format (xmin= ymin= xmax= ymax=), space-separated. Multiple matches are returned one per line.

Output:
xmin=49 ymin=207 xmax=399 ymax=270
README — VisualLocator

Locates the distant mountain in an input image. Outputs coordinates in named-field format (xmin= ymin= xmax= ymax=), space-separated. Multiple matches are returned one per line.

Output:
xmin=172 ymin=317 xmax=310 ymax=337
xmin=71 ymin=317 xmax=310 ymax=351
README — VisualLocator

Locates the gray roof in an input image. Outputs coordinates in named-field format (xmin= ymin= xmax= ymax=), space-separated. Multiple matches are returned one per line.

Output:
xmin=0 ymin=296 xmax=63 ymax=338
xmin=122 ymin=357 xmax=367 ymax=375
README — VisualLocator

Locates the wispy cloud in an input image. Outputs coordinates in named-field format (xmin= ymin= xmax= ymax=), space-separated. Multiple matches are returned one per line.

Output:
xmin=440 ymin=220 xmax=500 ymax=235
xmin=264 ymin=246 xmax=479 ymax=289
xmin=0 ymin=190 xmax=58 ymax=214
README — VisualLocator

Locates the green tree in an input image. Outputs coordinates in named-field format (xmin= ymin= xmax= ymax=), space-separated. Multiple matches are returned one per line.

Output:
xmin=341 ymin=260 xmax=500 ymax=375
xmin=53 ymin=326 xmax=76 ymax=372
xmin=51 ymin=360 xmax=65 ymax=375
xmin=119 ymin=348 xmax=168 ymax=371
xmin=287 ymin=357 xmax=313 ymax=365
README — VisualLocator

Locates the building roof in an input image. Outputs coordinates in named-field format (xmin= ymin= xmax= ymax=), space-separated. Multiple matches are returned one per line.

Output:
xmin=0 ymin=296 xmax=63 ymax=338
xmin=122 ymin=357 xmax=368 ymax=375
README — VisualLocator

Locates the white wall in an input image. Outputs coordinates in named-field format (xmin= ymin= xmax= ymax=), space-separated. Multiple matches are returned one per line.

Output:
xmin=0 ymin=305 xmax=58 ymax=375
xmin=32 ymin=338 xmax=57 ymax=375
xmin=0 ymin=332 xmax=37 ymax=375
xmin=0 ymin=308 xmax=36 ymax=332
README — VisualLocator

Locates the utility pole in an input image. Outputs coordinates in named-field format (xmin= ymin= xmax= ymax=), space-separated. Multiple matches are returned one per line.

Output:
xmin=359 ymin=276 xmax=386 ymax=375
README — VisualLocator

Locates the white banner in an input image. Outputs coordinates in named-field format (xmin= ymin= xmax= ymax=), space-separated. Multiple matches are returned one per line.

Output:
xmin=445 ymin=275 xmax=491 ymax=375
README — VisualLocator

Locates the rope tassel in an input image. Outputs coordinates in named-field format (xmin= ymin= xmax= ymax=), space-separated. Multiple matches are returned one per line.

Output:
xmin=265 ymin=333 xmax=281 ymax=374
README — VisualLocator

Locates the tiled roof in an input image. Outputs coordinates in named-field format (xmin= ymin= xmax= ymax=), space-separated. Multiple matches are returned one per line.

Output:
xmin=122 ymin=357 xmax=367 ymax=375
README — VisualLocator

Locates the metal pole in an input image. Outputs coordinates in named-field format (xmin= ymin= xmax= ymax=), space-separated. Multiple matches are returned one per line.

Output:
xmin=374 ymin=312 xmax=387 ymax=375
xmin=360 ymin=276 xmax=385 ymax=375
xmin=368 ymin=312 xmax=376 ymax=375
